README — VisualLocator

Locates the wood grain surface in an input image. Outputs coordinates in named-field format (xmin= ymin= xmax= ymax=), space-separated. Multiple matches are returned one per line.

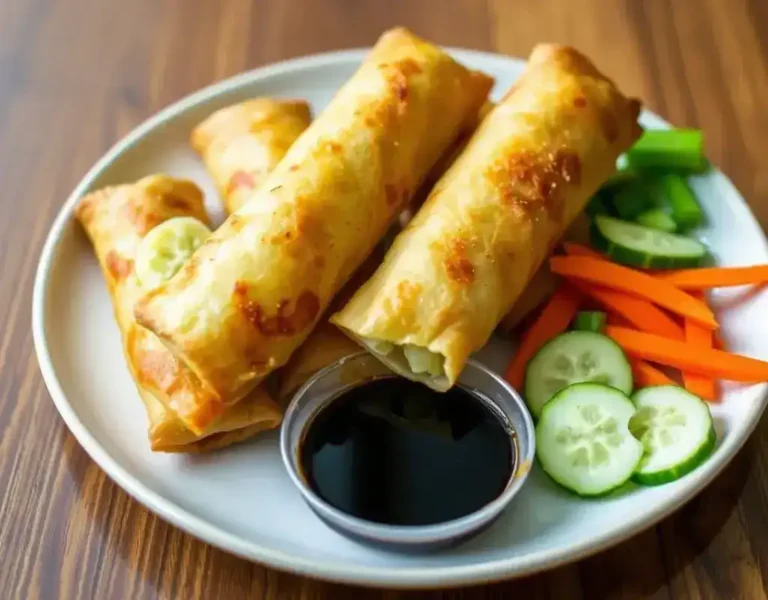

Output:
xmin=2 ymin=0 xmax=768 ymax=597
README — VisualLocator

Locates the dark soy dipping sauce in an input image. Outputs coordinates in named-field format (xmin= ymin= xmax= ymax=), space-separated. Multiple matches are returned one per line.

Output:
xmin=299 ymin=377 xmax=516 ymax=527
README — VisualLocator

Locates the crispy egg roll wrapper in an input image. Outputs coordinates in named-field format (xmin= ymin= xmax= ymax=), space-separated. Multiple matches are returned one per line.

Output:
xmin=191 ymin=98 xmax=312 ymax=214
xmin=500 ymin=212 xmax=592 ymax=332
xmin=277 ymin=100 xmax=495 ymax=401
xmin=332 ymin=44 xmax=642 ymax=391
xmin=135 ymin=27 xmax=494 ymax=408
xmin=275 ymin=247 xmax=385 ymax=402
xmin=76 ymin=175 xmax=281 ymax=451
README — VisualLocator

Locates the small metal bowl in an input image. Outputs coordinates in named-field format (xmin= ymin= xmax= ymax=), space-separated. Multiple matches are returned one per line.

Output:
xmin=279 ymin=352 xmax=535 ymax=552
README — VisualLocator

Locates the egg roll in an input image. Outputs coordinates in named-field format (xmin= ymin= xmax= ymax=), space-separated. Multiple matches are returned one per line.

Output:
xmin=331 ymin=44 xmax=642 ymax=391
xmin=500 ymin=212 xmax=592 ymax=332
xmin=191 ymin=98 xmax=312 ymax=214
xmin=134 ymin=27 xmax=494 ymax=410
xmin=76 ymin=175 xmax=281 ymax=451
xmin=277 ymin=99 xmax=496 ymax=401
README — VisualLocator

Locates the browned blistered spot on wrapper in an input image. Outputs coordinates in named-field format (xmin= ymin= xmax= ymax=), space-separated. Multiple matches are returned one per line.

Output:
xmin=233 ymin=282 xmax=320 ymax=337
xmin=164 ymin=195 xmax=192 ymax=211
xmin=488 ymin=149 xmax=581 ymax=223
xmin=444 ymin=239 xmax=475 ymax=285
xmin=75 ymin=194 xmax=98 ymax=225
xmin=379 ymin=58 xmax=420 ymax=104
xmin=326 ymin=141 xmax=342 ymax=155
xmin=226 ymin=170 xmax=257 ymax=196
xmin=124 ymin=200 xmax=164 ymax=236
xmin=106 ymin=250 xmax=133 ymax=282
xmin=396 ymin=58 xmax=422 ymax=77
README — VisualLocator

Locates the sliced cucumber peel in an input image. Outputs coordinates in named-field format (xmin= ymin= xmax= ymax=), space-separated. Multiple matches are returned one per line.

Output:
xmin=629 ymin=386 xmax=716 ymax=486
xmin=591 ymin=214 xmax=708 ymax=269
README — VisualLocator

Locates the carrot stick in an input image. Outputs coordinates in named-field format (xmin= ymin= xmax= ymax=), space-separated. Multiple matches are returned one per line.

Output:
xmin=549 ymin=256 xmax=718 ymax=329
xmin=630 ymin=359 xmax=675 ymax=387
xmin=569 ymin=280 xmax=684 ymax=340
xmin=505 ymin=284 xmax=582 ymax=389
xmin=563 ymin=243 xmax=604 ymax=259
xmin=605 ymin=326 xmax=768 ymax=383
xmin=683 ymin=320 xmax=718 ymax=401
xmin=656 ymin=265 xmax=768 ymax=290
xmin=607 ymin=313 xmax=632 ymax=327
xmin=713 ymin=330 xmax=725 ymax=351
xmin=682 ymin=291 xmax=718 ymax=401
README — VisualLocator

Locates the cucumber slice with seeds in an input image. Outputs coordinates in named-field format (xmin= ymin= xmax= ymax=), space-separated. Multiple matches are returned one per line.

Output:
xmin=629 ymin=386 xmax=715 ymax=485
xmin=524 ymin=331 xmax=632 ymax=419
xmin=536 ymin=383 xmax=644 ymax=496
xmin=591 ymin=214 xmax=708 ymax=269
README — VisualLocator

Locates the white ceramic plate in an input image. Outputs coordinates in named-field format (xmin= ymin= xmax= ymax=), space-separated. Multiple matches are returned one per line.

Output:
xmin=33 ymin=47 xmax=768 ymax=588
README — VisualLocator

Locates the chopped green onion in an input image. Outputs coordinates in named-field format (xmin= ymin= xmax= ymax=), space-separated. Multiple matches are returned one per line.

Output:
xmin=627 ymin=129 xmax=707 ymax=173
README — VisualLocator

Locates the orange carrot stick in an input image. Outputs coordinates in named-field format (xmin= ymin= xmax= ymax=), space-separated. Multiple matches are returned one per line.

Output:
xmin=683 ymin=319 xmax=718 ymax=401
xmin=569 ymin=280 xmax=684 ymax=340
xmin=606 ymin=313 xmax=632 ymax=327
xmin=656 ymin=265 xmax=768 ymax=290
xmin=682 ymin=291 xmax=718 ymax=401
xmin=505 ymin=284 xmax=582 ymax=390
xmin=549 ymin=256 xmax=718 ymax=329
xmin=605 ymin=326 xmax=768 ymax=383
xmin=713 ymin=330 xmax=726 ymax=351
xmin=630 ymin=359 xmax=675 ymax=387
xmin=563 ymin=243 xmax=604 ymax=259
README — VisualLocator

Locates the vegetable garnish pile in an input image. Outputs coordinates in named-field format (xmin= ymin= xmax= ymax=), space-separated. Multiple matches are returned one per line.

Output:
xmin=505 ymin=128 xmax=768 ymax=497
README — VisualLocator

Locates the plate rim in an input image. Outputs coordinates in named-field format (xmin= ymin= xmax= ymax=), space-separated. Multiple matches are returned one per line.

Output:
xmin=32 ymin=45 xmax=768 ymax=588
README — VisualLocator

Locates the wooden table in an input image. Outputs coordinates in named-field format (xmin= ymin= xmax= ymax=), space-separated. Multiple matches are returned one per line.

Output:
xmin=2 ymin=0 xmax=768 ymax=597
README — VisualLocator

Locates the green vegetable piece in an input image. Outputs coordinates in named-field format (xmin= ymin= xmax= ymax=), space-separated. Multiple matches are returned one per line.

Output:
xmin=627 ymin=129 xmax=707 ymax=173
xmin=635 ymin=208 xmax=677 ymax=233
xmin=572 ymin=311 xmax=607 ymax=333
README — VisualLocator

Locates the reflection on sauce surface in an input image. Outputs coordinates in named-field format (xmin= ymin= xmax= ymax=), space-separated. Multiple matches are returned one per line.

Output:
xmin=300 ymin=377 xmax=516 ymax=526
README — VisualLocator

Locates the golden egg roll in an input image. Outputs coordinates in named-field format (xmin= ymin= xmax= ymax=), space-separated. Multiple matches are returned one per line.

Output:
xmin=331 ymin=44 xmax=642 ymax=391
xmin=76 ymin=175 xmax=281 ymax=451
xmin=191 ymin=98 xmax=312 ymax=214
xmin=277 ymin=99 xmax=496 ymax=401
xmin=500 ymin=211 xmax=592 ymax=332
xmin=134 ymin=27 xmax=494 ymax=411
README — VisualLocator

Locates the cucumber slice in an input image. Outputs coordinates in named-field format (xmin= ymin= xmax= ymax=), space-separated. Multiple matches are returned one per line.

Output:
xmin=524 ymin=331 xmax=632 ymax=419
xmin=629 ymin=386 xmax=716 ymax=485
xmin=536 ymin=383 xmax=644 ymax=496
xmin=135 ymin=216 xmax=211 ymax=290
xmin=591 ymin=214 xmax=708 ymax=269
xmin=572 ymin=311 xmax=606 ymax=333
xmin=635 ymin=208 xmax=677 ymax=233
